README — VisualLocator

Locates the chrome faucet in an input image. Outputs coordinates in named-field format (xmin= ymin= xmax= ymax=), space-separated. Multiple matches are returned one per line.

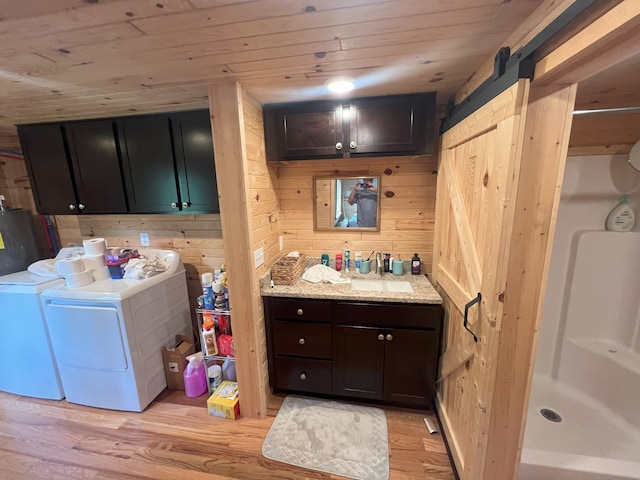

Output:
xmin=376 ymin=252 xmax=383 ymax=276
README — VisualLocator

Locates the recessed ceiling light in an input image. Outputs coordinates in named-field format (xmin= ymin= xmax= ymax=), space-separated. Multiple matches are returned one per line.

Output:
xmin=325 ymin=76 xmax=355 ymax=93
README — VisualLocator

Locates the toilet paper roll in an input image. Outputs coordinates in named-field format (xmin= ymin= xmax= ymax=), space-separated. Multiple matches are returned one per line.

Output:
xmin=65 ymin=270 xmax=94 ymax=288
xmin=83 ymin=254 xmax=106 ymax=270
xmin=91 ymin=266 xmax=111 ymax=282
xmin=55 ymin=257 xmax=84 ymax=275
xmin=83 ymin=238 xmax=107 ymax=256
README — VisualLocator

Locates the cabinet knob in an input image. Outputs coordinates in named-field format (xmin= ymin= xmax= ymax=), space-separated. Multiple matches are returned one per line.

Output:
xmin=170 ymin=202 xmax=178 ymax=209
xmin=299 ymin=372 xmax=307 ymax=381
xmin=297 ymin=308 xmax=303 ymax=316
xmin=182 ymin=201 xmax=191 ymax=208
xmin=298 ymin=337 xmax=305 ymax=345
xmin=68 ymin=204 xmax=76 ymax=210
xmin=378 ymin=334 xmax=385 ymax=341
xmin=335 ymin=142 xmax=343 ymax=150
xmin=350 ymin=141 xmax=357 ymax=149
xmin=78 ymin=203 xmax=85 ymax=210
xmin=386 ymin=334 xmax=393 ymax=341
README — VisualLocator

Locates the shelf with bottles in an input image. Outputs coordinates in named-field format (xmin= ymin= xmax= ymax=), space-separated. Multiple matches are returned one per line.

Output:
xmin=196 ymin=307 xmax=234 ymax=360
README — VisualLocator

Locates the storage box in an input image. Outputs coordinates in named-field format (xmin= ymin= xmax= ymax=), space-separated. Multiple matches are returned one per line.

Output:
xmin=207 ymin=381 xmax=240 ymax=420
xmin=271 ymin=253 xmax=306 ymax=285
xmin=161 ymin=334 xmax=195 ymax=390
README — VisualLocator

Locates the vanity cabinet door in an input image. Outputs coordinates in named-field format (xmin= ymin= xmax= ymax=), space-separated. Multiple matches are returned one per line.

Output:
xmin=265 ymin=101 xmax=344 ymax=160
xmin=383 ymin=328 xmax=438 ymax=407
xmin=333 ymin=324 xmax=385 ymax=400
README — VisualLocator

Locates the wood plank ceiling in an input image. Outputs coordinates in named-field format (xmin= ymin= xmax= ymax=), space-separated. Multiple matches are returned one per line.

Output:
xmin=0 ymin=0 xmax=547 ymax=149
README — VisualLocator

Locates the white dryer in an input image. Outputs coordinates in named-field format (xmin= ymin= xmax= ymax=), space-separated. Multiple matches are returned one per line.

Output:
xmin=0 ymin=271 xmax=65 ymax=399
xmin=41 ymin=249 xmax=191 ymax=412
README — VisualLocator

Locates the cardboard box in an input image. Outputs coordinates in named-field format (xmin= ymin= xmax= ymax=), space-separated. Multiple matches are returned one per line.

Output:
xmin=207 ymin=381 xmax=240 ymax=420
xmin=161 ymin=334 xmax=194 ymax=391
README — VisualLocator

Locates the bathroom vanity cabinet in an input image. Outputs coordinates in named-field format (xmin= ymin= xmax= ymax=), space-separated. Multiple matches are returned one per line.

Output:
xmin=264 ymin=295 xmax=442 ymax=409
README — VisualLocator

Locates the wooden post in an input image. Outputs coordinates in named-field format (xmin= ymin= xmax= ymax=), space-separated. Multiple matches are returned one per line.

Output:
xmin=208 ymin=82 xmax=267 ymax=419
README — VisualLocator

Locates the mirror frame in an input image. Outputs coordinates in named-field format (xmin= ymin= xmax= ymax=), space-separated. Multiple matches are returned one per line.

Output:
xmin=313 ymin=175 xmax=381 ymax=232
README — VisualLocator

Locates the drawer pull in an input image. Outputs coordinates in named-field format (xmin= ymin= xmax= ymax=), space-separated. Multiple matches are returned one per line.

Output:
xmin=297 ymin=308 xmax=303 ymax=316
xmin=378 ymin=334 xmax=385 ymax=341
xmin=386 ymin=334 xmax=393 ymax=341
xmin=300 ymin=372 xmax=307 ymax=381
xmin=298 ymin=337 xmax=305 ymax=345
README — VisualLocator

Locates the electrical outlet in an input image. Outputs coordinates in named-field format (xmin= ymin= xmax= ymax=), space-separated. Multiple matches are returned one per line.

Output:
xmin=279 ymin=235 xmax=284 ymax=251
xmin=140 ymin=232 xmax=150 ymax=247
xmin=254 ymin=247 xmax=265 ymax=268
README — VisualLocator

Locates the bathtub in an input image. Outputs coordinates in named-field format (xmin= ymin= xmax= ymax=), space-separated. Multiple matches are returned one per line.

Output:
xmin=521 ymin=232 xmax=640 ymax=479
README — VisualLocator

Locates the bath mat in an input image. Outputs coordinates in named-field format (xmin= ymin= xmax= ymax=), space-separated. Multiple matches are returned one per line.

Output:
xmin=262 ymin=396 xmax=389 ymax=480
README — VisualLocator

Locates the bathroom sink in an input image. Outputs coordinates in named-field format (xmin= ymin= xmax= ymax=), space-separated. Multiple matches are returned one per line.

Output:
xmin=350 ymin=278 xmax=413 ymax=293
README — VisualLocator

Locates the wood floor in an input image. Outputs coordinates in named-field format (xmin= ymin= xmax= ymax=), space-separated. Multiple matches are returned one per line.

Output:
xmin=0 ymin=389 xmax=455 ymax=479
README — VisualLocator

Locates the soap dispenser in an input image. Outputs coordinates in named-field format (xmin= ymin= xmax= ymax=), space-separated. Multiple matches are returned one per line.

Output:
xmin=605 ymin=195 xmax=635 ymax=232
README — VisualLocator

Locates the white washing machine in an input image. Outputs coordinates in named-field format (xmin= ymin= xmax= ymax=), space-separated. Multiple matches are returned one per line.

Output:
xmin=0 ymin=270 xmax=65 ymax=399
xmin=41 ymin=249 xmax=191 ymax=412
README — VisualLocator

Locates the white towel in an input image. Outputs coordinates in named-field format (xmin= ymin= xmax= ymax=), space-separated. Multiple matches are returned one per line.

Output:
xmin=301 ymin=264 xmax=350 ymax=284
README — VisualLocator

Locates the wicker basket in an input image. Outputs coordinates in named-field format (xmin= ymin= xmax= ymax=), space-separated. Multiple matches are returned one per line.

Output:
xmin=271 ymin=253 xmax=306 ymax=286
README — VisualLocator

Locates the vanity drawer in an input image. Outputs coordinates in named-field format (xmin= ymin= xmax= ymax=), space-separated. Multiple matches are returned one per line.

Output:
xmin=269 ymin=297 xmax=331 ymax=323
xmin=336 ymin=301 xmax=441 ymax=329
xmin=273 ymin=320 xmax=331 ymax=358
xmin=274 ymin=356 xmax=332 ymax=394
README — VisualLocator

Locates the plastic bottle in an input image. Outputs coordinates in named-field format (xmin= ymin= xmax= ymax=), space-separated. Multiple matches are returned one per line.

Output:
xmin=411 ymin=253 xmax=421 ymax=275
xmin=222 ymin=356 xmax=237 ymax=382
xmin=184 ymin=352 xmax=207 ymax=397
xmin=605 ymin=195 xmax=635 ymax=231
xmin=335 ymin=253 xmax=343 ymax=271
xmin=201 ymin=272 xmax=214 ymax=310
xmin=208 ymin=364 xmax=222 ymax=393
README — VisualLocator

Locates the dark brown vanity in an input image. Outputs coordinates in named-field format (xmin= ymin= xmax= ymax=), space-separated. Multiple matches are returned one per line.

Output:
xmin=262 ymin=273 xmax=443 ymax=410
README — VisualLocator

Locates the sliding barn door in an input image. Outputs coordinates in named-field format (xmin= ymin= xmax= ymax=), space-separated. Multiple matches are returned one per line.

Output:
xmin=433 ymin=80 xmax=577 ymax=479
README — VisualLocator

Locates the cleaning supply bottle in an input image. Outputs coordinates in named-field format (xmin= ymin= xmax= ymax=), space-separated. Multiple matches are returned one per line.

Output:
xmin=201 ymin=272 xmax=214 ymax=310
xmin=184 ymin=352 xmax=207 ymax=397
xmin=208 ymin=364 xmax=222 ymax=393
xmin=222 ymin=356 xmax=237 ymax=382
xmin=605 ymin=195 xmax=635 ymax=231
xmin=411 ymin=253 xmax=421 ymax=275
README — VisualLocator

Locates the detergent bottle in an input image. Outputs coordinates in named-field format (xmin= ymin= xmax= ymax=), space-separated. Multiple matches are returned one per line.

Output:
xmin=183 ymin=352 xmax=207 ymax=397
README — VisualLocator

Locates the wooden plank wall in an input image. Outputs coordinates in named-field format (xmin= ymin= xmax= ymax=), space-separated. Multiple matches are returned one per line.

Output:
xmin=568 ymin=112 xmax=640 ymax=156
xmin=276 ymin=155 xmax=438 ymax=272
xmin=55 ymin=214 xmax=224 ymax=325
xmin=243 ymin=89 xmax=282 ymax=408
xmin=0 ymin=156 xmax=52 ymax=258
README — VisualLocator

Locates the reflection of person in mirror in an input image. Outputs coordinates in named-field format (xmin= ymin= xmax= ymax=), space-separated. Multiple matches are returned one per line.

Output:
xmin=348 ymin=177 xmax=378 ymax=227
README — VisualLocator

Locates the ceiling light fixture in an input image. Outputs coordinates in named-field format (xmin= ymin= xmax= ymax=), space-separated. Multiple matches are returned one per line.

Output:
xmin=325 ymin=76 xmax=355 ymax=93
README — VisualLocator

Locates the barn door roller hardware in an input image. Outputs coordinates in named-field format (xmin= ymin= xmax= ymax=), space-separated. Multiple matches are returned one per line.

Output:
xmin=440 ymin=0 xmax=597 ymax=133
xmin=463 ymin=292 xmax=481 ymax=343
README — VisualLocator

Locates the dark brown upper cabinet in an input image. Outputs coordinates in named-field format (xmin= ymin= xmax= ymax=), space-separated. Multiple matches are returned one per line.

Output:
xmin=118 ymin=109 xmax=219 ymax=214
xmin=170 ymin=110 xmax=219 ymax=214
xmin=264 ymin=92 xmax=436 ymax=161
xmin=18 ymin=124 xmax=78 ymax=215
xmin=18 ymin=121 xmax=128 ymax=215
xmin=65 ymin=119 xmax=128 ymax=214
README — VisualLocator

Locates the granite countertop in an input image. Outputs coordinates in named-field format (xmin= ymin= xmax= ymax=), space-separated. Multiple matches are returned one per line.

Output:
xmin=260 ymin=262 xmax=442 ymax=305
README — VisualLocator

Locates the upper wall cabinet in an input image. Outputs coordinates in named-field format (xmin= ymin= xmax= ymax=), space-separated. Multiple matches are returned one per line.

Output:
xmin=171 ymin=110 xmax=219 ymax=214
xmin=264 ymin=92 xmax=436 ymax=161
xmin=118 ymin=110 xmax=219 ymax=214
xmin=65 ymin=120 xmax=128 ymax=214
xmin=19 ymin=109 xmax=219 ymax=216
xmin=18 ymin=121 xmax=127 ymax=215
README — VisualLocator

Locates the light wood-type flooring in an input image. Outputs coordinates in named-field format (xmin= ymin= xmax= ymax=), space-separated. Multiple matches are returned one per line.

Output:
xmin=0 ymin=389 xmax=455 ymax=479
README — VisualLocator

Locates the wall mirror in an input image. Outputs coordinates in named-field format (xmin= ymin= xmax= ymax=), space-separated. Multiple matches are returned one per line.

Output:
xmin=313 ymin=175 xmax=381 ymax=231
